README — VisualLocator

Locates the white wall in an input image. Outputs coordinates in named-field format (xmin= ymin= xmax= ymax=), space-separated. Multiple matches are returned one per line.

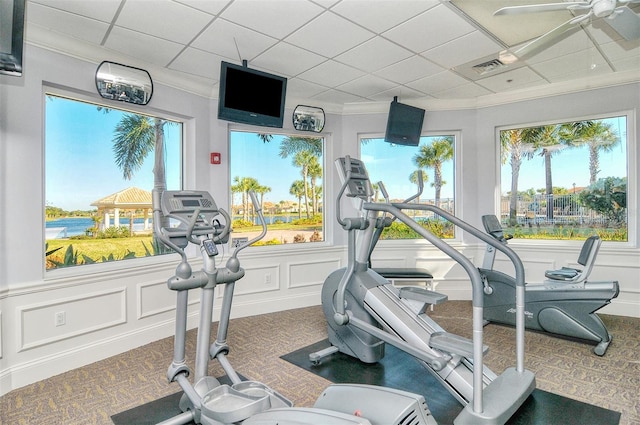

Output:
xmin=1 ymin=45 xmax=638 ymax=396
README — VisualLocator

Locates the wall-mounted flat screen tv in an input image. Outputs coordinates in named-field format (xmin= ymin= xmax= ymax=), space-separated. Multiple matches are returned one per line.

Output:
xmin=0 ymin=0 xmax=25 ymax=76
xmin=218 ymin=61 xmax=287 ymax=128
xmin=384 ymin=97 xmax=425 ymax=146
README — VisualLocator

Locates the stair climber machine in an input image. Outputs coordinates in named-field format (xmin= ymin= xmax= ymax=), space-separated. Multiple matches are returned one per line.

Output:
xmin=153 ymin=188 xmax=438 ymax=425
xmin=310 ymin=157 xmax=536 ymax=425
xmin=479 ymin=215 xmax=619 ymax=356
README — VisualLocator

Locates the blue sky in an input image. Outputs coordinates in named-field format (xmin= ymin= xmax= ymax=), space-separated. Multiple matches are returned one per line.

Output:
xmin=362 ymin=137 xmax=455 ymax=201
xmin=46 ymin=95 xmax=181 ymax=211
xmin=46 ymin=95 xmax=627 ymax=211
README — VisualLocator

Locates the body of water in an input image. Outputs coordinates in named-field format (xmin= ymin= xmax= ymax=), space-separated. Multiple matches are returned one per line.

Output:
xmin=46 ymin=217 xmax=150 ymax=238
xmin=233 ymin=215 xmax=298 ymax=225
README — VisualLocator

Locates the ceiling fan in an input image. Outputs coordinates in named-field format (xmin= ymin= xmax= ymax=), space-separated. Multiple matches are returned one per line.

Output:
xmin=494 ymin=0 xmax=640 ymax=58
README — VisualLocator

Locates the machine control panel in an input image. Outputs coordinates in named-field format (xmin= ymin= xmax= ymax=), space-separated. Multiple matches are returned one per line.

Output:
xmin=161 ymin=191 xmax=220 ymax=226
xmin=335 ymin=157 xmax=373 ymax=200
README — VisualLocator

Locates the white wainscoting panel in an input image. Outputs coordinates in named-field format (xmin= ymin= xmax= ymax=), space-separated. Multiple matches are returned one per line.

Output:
xmin=137 ymin=280 xmax=200 ymax=319
xmin=18 ymin=287 xmax=127 ymax=351
xmin=233 ymin=265 xmax=280 ymax=295
xmin=288 ymin=259 xmax=341 ymax=288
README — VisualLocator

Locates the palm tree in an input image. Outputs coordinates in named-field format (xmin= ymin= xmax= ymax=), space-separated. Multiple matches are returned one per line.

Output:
xmin=279 ymin=136 xmax=323 ymax=219
xmin=412 ymin=137 xmax=453 ymax=208
xmin=279 ymin=136 xmax=322 ymax=158
xmin=289 ymin=180 xmax=305 ymax=219
xmin=232 ymin=176 xmax=260 ymax=221
xmin=527 ymin=125 xmax=568 ymax=220
xmin=255 ymin=184 xmax=272 ymax=211
xmin=292 ymin=150 xmax=315 ymax=218
xmin=569 ymin=121 xmax=620 ymax=184
xmin=112 ymin=114 xmax=172 ymax=247
xmin=307 ymin=156 xmax=322 ymax=215
xmin=500 ymin=128 xmax=537 ymax=225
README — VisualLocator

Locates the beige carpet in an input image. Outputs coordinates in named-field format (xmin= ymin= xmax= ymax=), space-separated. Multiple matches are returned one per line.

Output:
xmin=1 ymin=302 xmax=638 ymax=425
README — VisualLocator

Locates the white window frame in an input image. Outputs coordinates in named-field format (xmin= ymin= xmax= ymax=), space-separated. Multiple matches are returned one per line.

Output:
xmin=43 ymin=86 xmax=190 ymax=279
xmin=226 ymin=126 xmax=333 ymax=252
xmin=494 ymin=110 xmax=636 ymax=247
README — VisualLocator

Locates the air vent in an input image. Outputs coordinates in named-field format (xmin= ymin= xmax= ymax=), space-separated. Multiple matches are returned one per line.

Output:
xmin=472 ymin=58 xmax=506 ymax=75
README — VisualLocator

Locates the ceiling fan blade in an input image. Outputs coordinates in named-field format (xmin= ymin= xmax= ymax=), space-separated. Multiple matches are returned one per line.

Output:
xmin=606 ymin=6 xmax=640 ymax=40
xmin=513 ymin=17 xmax=582 ymax=57
xmin=494 ymin=2 xmax=589 ymax=16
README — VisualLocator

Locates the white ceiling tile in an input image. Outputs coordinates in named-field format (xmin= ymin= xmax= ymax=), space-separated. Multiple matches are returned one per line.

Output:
xmin=335 ymin=37 xmax=413 ymax=72
xmin=609 ymin=55 xmax=640 ymax=72
xmin=220 ymin=0 xmax=324 ymax=39
xmin=174 ymin=0 xmax=232 ymax=16
xmin=286 ymin=78 xmax=332 ymax=103
xmin=251 ymin=42 xmax=326 ymax=76
xmin=598 ymin=39 xmax=640 ymax=63
xmin=433 ymin=82 xmax=492 ymax=99
xmin=23 ymin=0 xmax=640 ymax=105
xmin=422 ymin=31 xmax=503 ymax=69
xmin=475 ymin=66 xmax=545 ymax=92
xmin=450 ymin=0 xmax=573 ymax=47
xmin=297 ymin=60 xmax=366 ymax=87
xmin=285 ymin=12 xmax=374 ymax=58
xmin=531 ymin=50 xmax=613 ymax=82
xmin=169 ymin=47 xmax=226 ymax=80
xmin=331 ymin=0 xmax=439 ymax=34
xmin=311 ymin=88 xmax=367 ymax=104
xmin=105 ymin=26 xmax=185 ymax=66
xmin=191 ymin=19 xmax=278 ymax=61
xmin=336 ymin=74 xmax=398 ymax=98
xmin=310 ymin=0 xmax=340 ymax=7
xmin=522 ymin=29 xmax=594 ymax=64
xmin=29 ymin=0 xmax=121 ymax=22
xmin=116 ymin=0 xmax=213 ymax=44
xmin=368 ymin=85 xmax=430 ymax=102
xmin=27 ymin=3 xmax=110 ymax=44
xmin=406 ymin=70 xmax=469 ymax=95
xmin=383 ymin=4 xmax=475 ymax=53
xmin=374 ymin=56 xmax=444 ymax=84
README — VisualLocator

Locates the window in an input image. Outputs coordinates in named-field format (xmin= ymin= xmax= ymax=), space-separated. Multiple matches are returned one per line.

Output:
xmin=360 ymin=135 xmax=456 ymax=239
xmin=229 ymin=130 xmax=324 ymax=246
xmin=45 ymin=94 xmax=183 ymax=270
xmin=499 ymin=115 xmax=628 ymax=241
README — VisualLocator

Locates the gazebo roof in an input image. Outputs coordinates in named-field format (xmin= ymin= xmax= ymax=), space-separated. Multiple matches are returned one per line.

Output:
xmin=91 ymin=187 xmax=152 ymax=209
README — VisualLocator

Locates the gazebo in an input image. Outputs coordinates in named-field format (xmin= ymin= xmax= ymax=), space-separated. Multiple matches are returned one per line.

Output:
xmin=91 ymin=187 xmax=152 ymax=234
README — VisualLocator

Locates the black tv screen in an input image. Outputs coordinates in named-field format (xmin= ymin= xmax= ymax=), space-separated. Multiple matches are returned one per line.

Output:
xmin=218 ymin=61 xmax=287 ymax=128
xmin=0 ymin=0 xmax=25 ymax=76
xmin=384 ymin=97 xmax=425 ymax=146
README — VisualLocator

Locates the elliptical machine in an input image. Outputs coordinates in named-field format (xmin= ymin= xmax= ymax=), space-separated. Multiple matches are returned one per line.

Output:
xmin=479 ymin=214 xmax=619 ymax=356
xmin=312 ymin=157 xmax=536 ymax=425
xmin=153 ymin=188 xmax=437 ymax=425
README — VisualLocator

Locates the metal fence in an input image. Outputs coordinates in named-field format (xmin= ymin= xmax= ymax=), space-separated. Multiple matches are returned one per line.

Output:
xmin=500 ymin=193 xmax=626 ymax=226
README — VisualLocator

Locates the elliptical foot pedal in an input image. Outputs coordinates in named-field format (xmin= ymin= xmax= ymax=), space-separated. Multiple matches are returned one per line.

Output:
xmin=399 ymin=286 xmax=448 ymax=305
xmin=429 ymin=332 xmax=488 ymax=358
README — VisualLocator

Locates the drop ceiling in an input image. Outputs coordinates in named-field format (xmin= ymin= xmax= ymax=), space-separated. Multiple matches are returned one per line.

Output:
xmin=24 ymin=0 xmax=640 ymax=112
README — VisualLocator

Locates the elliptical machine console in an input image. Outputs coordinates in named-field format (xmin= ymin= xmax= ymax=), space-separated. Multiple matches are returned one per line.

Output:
xmin=153 ymin=188 xmax=437 ymax=425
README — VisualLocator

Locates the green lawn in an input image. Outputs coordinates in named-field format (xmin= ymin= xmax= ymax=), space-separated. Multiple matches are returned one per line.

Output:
xmin=46 ymin=236 xmax=154 ymax=268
